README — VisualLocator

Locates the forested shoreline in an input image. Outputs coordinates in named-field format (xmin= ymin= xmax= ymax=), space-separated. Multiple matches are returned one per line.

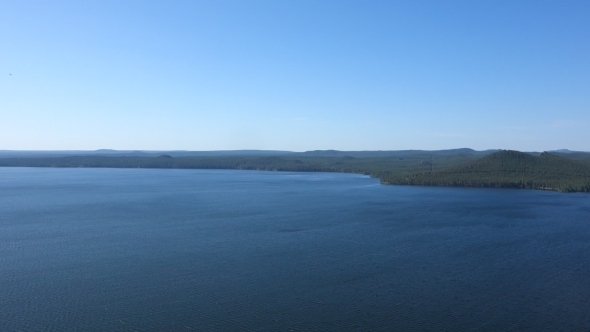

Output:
xmin=1 ymin=150 xmax=590 ymax=192
xmin=381 ymin=151 xmax=590 ymax=192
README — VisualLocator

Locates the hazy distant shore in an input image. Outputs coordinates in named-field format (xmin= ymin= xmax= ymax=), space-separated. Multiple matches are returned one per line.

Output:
xmin=1 ymin=149 xmax=590 ymax=193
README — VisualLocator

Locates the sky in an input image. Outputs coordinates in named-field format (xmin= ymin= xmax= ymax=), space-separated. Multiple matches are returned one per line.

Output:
xmin=2 ymin=0 xmax=589 ymax=151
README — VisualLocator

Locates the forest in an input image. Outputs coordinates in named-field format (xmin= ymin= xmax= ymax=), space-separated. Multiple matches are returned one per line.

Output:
xmin=381 ymin=150 xmax=590 ymax=192
xmin=1 ymin=149 xmax=590 ymax=192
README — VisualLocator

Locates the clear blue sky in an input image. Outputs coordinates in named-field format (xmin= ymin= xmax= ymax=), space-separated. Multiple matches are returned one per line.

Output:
xmin=2 ymin=0 xmax=589 ymax=151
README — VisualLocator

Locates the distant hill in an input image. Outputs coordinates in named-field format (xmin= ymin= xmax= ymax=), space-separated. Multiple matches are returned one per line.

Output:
xmin=6 ymin=148 xmax=588 ymax=159
xmin=382 ymin=150 xmax=590 ymax=192
xmin=297 ymin=148 xmax=495 ymax=158
xmin=0 ymin=150 xmax=294 ymax=158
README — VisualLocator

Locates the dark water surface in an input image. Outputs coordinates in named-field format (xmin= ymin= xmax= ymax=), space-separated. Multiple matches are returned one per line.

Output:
xmin=1 ymin=168 xmax=589 ymax=331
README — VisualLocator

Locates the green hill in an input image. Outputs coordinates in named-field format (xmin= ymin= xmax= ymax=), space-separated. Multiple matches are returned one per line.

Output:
xmin=381 ymin=150 xmax=590 ymax=192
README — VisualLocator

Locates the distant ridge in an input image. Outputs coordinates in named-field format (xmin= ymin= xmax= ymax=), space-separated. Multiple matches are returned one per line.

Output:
xmin=550 ymin=149 xmax=574 ymax=153
xmin=0 ymin=148 xmax=496 ymax=159
xmin=0 ymin=150 xmax=294 ymax=158
xmin=2 ymin=148 xmax=587 ymax=159
xmin=298 ymin=148 xmax=493 ymax=158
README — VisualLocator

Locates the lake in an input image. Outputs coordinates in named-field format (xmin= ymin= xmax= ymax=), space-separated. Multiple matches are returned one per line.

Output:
xmin=1 ymin=167 xmax=589 ymax=331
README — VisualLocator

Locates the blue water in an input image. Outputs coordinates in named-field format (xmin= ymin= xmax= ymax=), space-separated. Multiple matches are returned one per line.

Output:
xmin=1 ymin=168 xmax=590 ymax=331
